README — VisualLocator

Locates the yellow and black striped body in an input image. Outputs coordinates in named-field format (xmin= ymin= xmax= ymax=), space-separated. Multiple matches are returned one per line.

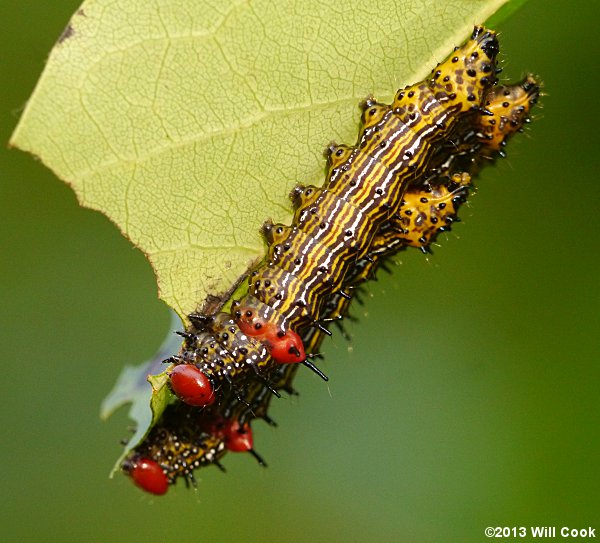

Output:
xmin=237 ymin=26 xmax=500 ymax=333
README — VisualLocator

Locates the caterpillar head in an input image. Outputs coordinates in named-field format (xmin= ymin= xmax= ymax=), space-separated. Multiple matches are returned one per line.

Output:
xmin=232 ymin=300 xmax=306 ymax=364
xmin=168 ymin=364 xmax=216 ymax=407
xmin=122 ymin=456 xmax=169 ymax=496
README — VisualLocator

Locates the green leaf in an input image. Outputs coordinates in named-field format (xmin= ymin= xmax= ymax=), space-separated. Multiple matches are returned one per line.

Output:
xmin=100 ymin=312 xmax=181 ymax=475
xmin=10 ymin=0 xmax=512 ymax=319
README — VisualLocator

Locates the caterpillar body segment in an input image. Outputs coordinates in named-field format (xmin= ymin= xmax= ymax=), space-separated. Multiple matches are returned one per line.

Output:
xmin=377 ymin=172 xmax=472 ymax=253
xmin=476 ymin=75 xmax=541 ymax=158
xmin=427 ymin=75 xmax=541 ymax=179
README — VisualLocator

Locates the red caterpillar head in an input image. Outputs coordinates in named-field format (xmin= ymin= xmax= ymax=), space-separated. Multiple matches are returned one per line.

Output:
xmin=232 ymin=300 xmax=305 ymax=364
xmin=221 ymin=419 xmax=254 ymax=452
xmin=211 ymin=418 xmax=266 ymax=465
xmin=123 ymin=456 xmax=169 ymax=496
xmin=168 ymin=364 xmax=216 ymax=407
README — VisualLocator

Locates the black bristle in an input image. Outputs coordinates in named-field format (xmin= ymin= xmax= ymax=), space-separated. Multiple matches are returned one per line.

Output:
xmin=249 ymin=449 xmax=267 ymax=467
xmin=313 ymin=321 xmax=332 ymax=336
xmin=302 ymin=360 xmax=329 ymax=382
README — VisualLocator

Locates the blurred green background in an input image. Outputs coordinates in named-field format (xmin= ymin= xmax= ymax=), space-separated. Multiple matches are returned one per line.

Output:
xmin=1 ymin=1 xmax=598 ymax=542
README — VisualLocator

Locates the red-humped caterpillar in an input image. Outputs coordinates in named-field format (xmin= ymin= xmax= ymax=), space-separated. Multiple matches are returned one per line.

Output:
xmin=121 ymin=27 xmax=540 ymax=495
xmin=123 ymin=172 xmax=474 ymax=490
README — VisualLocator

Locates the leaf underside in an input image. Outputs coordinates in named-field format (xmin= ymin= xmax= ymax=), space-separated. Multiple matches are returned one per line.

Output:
xmin=100 ymin=312 xmax=182 ymax=475
xmin=11 ymin=0 xmax=510 ymax=320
